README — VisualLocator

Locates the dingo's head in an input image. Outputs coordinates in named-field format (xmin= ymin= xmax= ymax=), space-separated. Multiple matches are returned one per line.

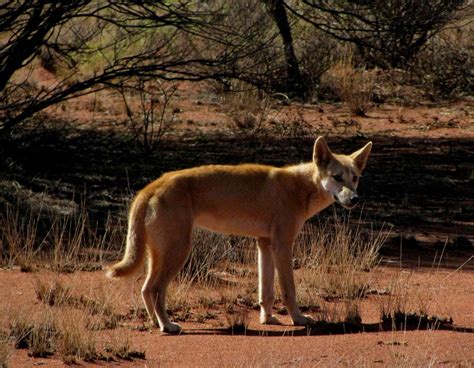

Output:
xmin=313 ymin=136 xmax=372 ymax=209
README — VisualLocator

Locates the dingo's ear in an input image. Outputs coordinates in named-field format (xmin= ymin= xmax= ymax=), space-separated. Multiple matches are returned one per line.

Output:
xmin=351 ymin=142 xmax=372 ymax=172
xmin=313 ymin=136 xmax=332 ymax=167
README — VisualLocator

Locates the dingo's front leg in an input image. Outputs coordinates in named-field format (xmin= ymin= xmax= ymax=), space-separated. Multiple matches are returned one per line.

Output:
xmin=257 ymin=238 xmax=281 ymax=325
xmin=271 ymin=235 xmax=315 ymax=327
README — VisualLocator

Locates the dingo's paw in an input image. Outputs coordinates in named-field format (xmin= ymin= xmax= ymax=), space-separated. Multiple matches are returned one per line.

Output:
xmin=161 ymin=322 xmax=182 ymax=334
xmin=260 ymin=315 xmax=282 ymax=325
xmin=292 ymin=314 xmax=315 ymax=326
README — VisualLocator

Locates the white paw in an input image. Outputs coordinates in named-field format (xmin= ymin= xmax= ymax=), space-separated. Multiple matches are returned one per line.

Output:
xmin=260 ymin=315 xmax=282 ymax=325
xmin=292 ymin=314 xmax=315 ymax=326
xmin=161 ymin=322 xmax=182 ymax=333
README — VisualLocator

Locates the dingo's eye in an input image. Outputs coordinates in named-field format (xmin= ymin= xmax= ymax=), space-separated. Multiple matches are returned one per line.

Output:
xmin=332 ymin=174 xmax=343 ymax=182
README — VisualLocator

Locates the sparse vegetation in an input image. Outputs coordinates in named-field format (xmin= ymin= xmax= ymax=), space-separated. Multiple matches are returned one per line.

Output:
xmin=6 ymin=285 xmax=142 ymax=364
xmin=34 ymin=279 xmax=114 ymax=318
xmin=0 ymin=205 xmax=44 ymax=271
xmin=286 ymin=0 xmax=468 ymax=69
xmin=413 ymin=23 xmax=474 ymax=100
xmin=321 ymin=55 xmax=375 ymax=116
xmin=119 ymin=80 xmax=178 ymax=155
xmin=0 ymin=1 xmax=472 ymax=365
xmin=223 ymin=88 xmax=274 ymax=136
xmin=294 ymin=215 xmax=388 ymax=323
xmin=0 ymin=204 xmax=122 ymax=272
xmin=1 ymin=0 xmax=470 ymax=134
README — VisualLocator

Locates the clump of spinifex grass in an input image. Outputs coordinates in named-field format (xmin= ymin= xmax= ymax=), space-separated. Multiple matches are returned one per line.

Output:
xmin=34 ymin=277 xmax=125 ymax=335
xmin=57 ymin=315 xmax=98 ymax=364
xmin=35 ymin=279 xmax=72 ymax=307
xmin=9 ymin=312 xmax=58 ymax=358
xmin=56 ymin=312 xmax=144 ymax=364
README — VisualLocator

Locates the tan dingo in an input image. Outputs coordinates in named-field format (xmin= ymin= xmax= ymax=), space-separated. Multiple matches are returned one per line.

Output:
xmin=107 ymin=136 xmax=372 ymax=333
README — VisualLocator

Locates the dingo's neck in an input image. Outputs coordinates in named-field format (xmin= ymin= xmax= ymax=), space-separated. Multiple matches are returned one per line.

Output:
xmin=285 ymin=162 xmax=335 ymax=218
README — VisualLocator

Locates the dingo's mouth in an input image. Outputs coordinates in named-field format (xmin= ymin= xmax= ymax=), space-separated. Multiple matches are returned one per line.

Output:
xmin=334 ymin=196 xmax=359 ymax=210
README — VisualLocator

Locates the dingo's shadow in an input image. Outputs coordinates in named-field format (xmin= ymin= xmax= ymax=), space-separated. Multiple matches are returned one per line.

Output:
xmin=171 ymin=318 xmax=474 ymax=337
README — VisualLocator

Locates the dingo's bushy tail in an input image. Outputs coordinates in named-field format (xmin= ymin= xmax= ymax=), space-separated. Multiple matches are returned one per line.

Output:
xmin=106 ymin=193 xmax=148 ymax=278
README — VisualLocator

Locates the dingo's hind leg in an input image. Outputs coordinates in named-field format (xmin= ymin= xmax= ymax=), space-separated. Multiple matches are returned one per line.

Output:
xmin=142 ymin=220 xmax=193 ymax=333
xmin=141 ymin=263 xmax=160 ymax=328
xmin=257 ymin=238 xmax=280 ymax=325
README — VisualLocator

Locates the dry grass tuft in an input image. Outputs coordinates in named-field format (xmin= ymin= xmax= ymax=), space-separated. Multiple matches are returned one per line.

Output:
xmin=34 ymin=278 xmax=121 ymax=337
xmin=0 ymin=203 xmax=122 ymax=273
xmin=57 ymin=318 xmax=98 ymax=363
xmin=223 ymin=300 xmax=250 ymax=334
xmin=9 ymin=315 xmax=35 ymax=350
xmin=104 ymin=338 xmax=146 ymax=361
xmin=27 ymin=322 xmax=58 ymax=358
xmin=9 ymin=313 xmax=58 ymax=358
xmin=295 ymin=214 xmax=389 ymax=322
xmin=166 ymin=299 xmax=192 ymax=323
xmin=0 ymin=206 xmax=43 ymax=271
xmin=34 ymin=278 xmax=113 ymax=316
xmin=35 ymin=279 xmax=72 ymax=307
xmin=220 ymin=83 xmax=277 ymax=136
xmin=87 ymin=313 xmax=121 ymax=331
xmin=0 ymin=332 xmax=10 ymax=368
xmin=381 ymin=310 xmax=453 ymax=332
xmin=321 ymin=51 xmax=375 ymax=116
xmin=178 ymin=229 xmax=237 ymax=284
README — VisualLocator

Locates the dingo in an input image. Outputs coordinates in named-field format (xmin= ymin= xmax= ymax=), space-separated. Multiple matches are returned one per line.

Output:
xmin=107 ymin=136 xmax=372 ymax=333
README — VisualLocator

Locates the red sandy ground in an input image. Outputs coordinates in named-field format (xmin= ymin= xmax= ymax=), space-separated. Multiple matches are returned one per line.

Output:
xmin=42 ymin=79 xmax=473 ymax=141
xmin=1 ymin=264 xmax=473 ymax=367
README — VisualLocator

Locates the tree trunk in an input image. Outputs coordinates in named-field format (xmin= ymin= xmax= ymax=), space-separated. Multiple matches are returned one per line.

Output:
xmin=264 ymin=0 xmax=307 ymax=98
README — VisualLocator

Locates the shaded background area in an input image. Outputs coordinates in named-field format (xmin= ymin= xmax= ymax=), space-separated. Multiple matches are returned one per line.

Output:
xmin=1 ymin=124 xmax=472 ymax=267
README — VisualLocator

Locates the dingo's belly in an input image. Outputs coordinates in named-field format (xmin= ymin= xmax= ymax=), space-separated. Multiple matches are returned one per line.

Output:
xmin=194 ymin=212 xmax=270 ymax=238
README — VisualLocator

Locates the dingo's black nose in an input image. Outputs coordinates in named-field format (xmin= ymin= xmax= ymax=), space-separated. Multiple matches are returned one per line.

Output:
xmin=350 ymin=195 xmax=359 ymax=206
